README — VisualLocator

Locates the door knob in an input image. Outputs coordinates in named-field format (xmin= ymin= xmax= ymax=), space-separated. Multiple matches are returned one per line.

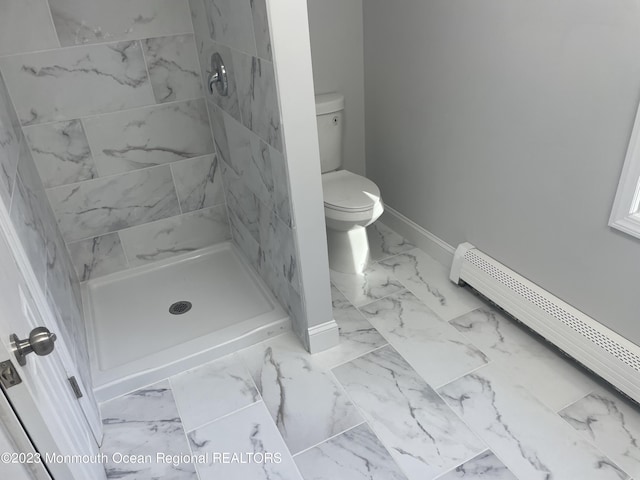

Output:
xmin=10 ymin=327 xmax=57 ymax=366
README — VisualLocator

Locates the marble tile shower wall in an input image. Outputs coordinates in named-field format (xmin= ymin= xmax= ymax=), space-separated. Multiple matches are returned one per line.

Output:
xmin=189 ymin=0 xmax=303 ymax=329
xmin=0 ymin=70 xmax=92 ymax=400
xmin=0 ymin=0 xmax=231 ymax=282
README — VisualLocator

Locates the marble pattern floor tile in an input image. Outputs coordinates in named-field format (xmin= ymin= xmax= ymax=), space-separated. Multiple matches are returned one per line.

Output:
xmin=367 ymin=223 xmax=414 ymax=261
xmin=333 ymin=345 xmax=485 ymax=480
xmin=294 ymin=423 xmax=408 ymax=480
xmin=378 ymin=248 xmax=484 ymax=321
xmin=560 ymin=385 xmax=640 ymax=478
xmin=238 ymin=332 xmax=364 ymax=455
xmin=170 ymin=354 xmax=260 ymax=432
xmin=330 ymin=261 xmax=405 ymax=307
xmin=436 ymin=451 xmax=517 ymax=480
xmin=438 ymin=362 xmax=629 ymax=480
xmin=312 ymin=286 xmax=388 ymax=369
xmin=188 ymin=402 xmax=302 ymax=480
xmin=449 ymin=308 xmax=598 ymax=411
xmin=360 ymin=290 xmax=489 ymax=388
xmin=100 ymin=380 xmax=197 ymax=479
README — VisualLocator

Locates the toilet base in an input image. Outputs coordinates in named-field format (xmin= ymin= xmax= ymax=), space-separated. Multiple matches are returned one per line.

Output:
xmin=326 ymin=226 xmax=370 ymax=274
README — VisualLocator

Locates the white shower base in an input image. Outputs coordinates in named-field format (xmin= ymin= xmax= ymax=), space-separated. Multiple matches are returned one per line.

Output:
xmin=83 ymin=242 xmax=289 ymax=402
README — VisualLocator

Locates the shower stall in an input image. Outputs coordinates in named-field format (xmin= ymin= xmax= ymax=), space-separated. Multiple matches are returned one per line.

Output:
xmin=0 ymin=0 xmax=334 ymax=451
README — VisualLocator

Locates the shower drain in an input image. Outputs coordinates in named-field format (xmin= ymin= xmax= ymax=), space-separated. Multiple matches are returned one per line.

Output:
xmin=169 ymin=301 xmax=192 ymax=315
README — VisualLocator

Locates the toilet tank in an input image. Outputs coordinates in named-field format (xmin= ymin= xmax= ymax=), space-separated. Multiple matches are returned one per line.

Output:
xmin=315 ymin=93 xmax=344 ymax=173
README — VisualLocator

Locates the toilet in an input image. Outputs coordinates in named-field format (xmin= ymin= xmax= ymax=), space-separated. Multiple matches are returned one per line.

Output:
xmin=315 ymin=93 xmax=384 ymax=274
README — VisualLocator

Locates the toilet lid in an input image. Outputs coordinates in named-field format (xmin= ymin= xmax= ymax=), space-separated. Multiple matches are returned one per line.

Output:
xmin=322 ymin=170 xmax=381 ymax=212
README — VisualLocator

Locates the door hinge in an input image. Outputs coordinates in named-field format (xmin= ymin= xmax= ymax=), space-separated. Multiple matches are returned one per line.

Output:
xmin=68 ymin=376 xmax=83 ymax=399
xmin=0 ymin=360 xmax=22 ymax=389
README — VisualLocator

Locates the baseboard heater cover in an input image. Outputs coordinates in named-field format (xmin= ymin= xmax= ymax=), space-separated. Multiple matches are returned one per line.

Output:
xmin=450 ymin=242 xmax=640 ymax=403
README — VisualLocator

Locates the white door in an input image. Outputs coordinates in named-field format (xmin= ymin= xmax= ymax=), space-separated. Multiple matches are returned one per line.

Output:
xmin=0 ymin=204 xmax=106 ymax=480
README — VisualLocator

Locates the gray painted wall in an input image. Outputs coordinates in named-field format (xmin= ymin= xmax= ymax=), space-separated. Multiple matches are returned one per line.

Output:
xmin=364 ymin=0 xmax=640 ymax=344
xmin=307 ymin=0 xmax=366 ymax=175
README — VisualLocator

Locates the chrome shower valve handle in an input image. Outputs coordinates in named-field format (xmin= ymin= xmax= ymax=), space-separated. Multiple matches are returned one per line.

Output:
xmin=207 ymin=52 xmax=228 ymax=97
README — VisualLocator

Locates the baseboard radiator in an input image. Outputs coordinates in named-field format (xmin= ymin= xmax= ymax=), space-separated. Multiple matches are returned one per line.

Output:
xmin=450 ymin=242 xmax=640 ymax=403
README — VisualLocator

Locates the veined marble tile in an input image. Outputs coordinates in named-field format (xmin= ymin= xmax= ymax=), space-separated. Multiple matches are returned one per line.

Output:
xmin=171 ymin=154 xmax=225 ymax=213
xmin=101 ymin=380 xmax=197 ymax=479
xmin=0 ymin=42 xmax=154 ymax=125
xmin=9 ymin=141 xmax=49 ymax=287
xmin=119 ymin=205 xmax=229 ymax=266
xmin=222 ymin=160 xmax=261 ymax=242
xmin=207 ymin=102 xmax=231 ymax=165
xmin=228 ymin=203 xmax=261 ymax=268
xmin=47 ymin=165 xmax=180 ymax=242
xmin=0 ymin=0 xmax=59 ymax=56
xmin=0 ymin=72 xmax=21 ymax=206
xmin=239 ymin=332 xmax=364 ymax=455
xmin=224 ymin=114 xmax=274 ymax=207
xmin=294 ymin=423 xmax=408 ymax=480
xmin=437 ymin=451 xmax=517 ymax=480
xmin=269 ymin=143 xmax=292 ymax=227
xmin=189 ymin=0 xmax=210 ymax=42
xmin=49 ymin=0 xmax=193 ymax=46
xmin=143 ymin=34 xmax=202 ymax=103
xmin=250 ymin=0 xmax=272 ymax=61
xmin=360 ymin=290 xmax=488 ymax=388
xmin=368 ymin=223 xmax=414 ymax=261
xmin=198 ymin=40 xmax=241 ymax=122
xmin=84 ymin=99 xmax=214 ymax=176
xmin=449 ymin=308 xmax=598 ymax=411
xmin=203 ymin=0 xmax=257 ymax=55
xmin=67 ymin=233 xmax=128 ymax=281
xmin=258 ymin=207 xmax=299 ymax=293
xmin=232 ymin=51 xmax=282 ymax=151
xmin=438 ymin=363 xmax=629 ymax=480
xmin=560 ymin=385 xmax=640 ymax=477
xmin=188 ymin=402 xmax=302 ymax=480
xmin=333 ymin=345 xmax=485 ymax=479
xmin=378 ymin=248 xmax=484 ymax=321
xmin=24 ymin=120 xmax=97 ymax=188
xmin=312 ymin=286 xmax=387 ymax=369
xmin=170 ymin=354 xmax=259 ymax=432
xmin=330 ymin=262 xmax=405 ymax=307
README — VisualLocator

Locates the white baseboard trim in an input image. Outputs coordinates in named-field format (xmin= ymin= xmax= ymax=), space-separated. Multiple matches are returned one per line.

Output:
xmin=308 ymin=320 xmax=339 ymax=354
xmin=381 ymin=207 xmax=455 ymax=268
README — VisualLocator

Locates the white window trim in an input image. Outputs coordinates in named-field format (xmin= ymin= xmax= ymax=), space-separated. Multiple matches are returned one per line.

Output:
xmin=609 ymin=100 xmax=640 ymax=240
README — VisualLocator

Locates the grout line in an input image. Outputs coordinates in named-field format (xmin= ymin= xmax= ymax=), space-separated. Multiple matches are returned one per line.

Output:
xmin=430 ymin=449 xmax=492 ymax=480
xmin=325 ymin=367 xmax=415 ymax=480
xmin=43 ymin=1 xmax=62 ymax=50
xmin=185 ymin=400 xmax=261 ymax=434
xmin=291 ymin=421 xmax=367 ymax=458
xmin=168 ymin=162 xmax=184 ymax=216
xmin=0 ymin=30 xmax=199 ymax=60
xmin=117 ymin=231 xmax=132 ymax=269
xmin=22 ymin=95 xmax=207 ymax=130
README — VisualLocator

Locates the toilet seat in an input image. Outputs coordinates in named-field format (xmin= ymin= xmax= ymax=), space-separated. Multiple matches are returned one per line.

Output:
xmin=322 ymin=170 xmax=381 ymax=213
